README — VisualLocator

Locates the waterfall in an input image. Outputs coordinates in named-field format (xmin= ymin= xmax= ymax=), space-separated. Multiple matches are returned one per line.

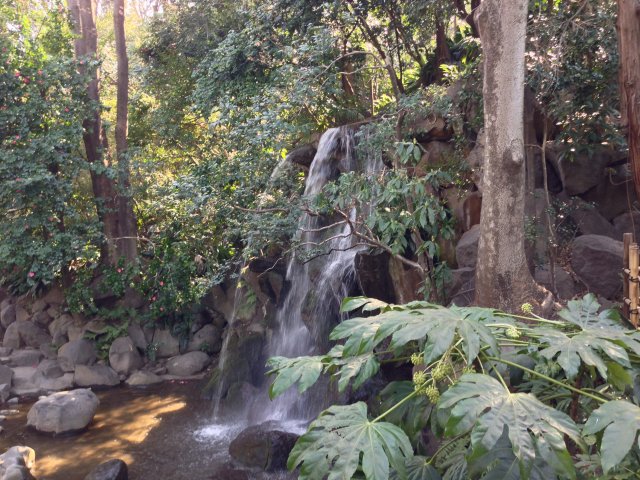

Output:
xmin=250 ymin=126 xmax=382 ymax=424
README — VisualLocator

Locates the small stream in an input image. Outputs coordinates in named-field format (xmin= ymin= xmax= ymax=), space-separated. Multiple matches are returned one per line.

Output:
xmin=0 ymin=382 xmax=291 ymax=480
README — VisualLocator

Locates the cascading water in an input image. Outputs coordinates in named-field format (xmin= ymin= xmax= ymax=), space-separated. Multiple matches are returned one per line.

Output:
xmin=199 ymin=125 xmax=382 ymax=441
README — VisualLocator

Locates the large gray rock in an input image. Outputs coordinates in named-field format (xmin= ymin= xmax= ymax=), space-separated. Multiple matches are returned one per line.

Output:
xmin=10 ymin=367 xmax=39 ymax=397
xmin=126 ymin=324 xmax=149 ymax=352
xmin=571 ymin=235 xmax=624 ymax=299
xmin=187 ymin=325 xmax=222 ymax=354
xmin=228 ymin=422 xmax=299 ymax=472
xmin=35 ymin=359 xmax=64 ymax=379
xmin=534 ymin=264 xmax=579 ymax=300
xmin=48 ymin=314 xmax=75 ymax=346
xmin=613 ymin=212 xmax=640 ymax=241
xmin=455 ymin=225 xmax=480 ymax=268
xmin=166 ymin=352 xmax=210 ymax=376
xmin=151 ymin=329 xmax=180 ymax=358
xmin=3 ymin=322 xmax=51 ymax=350
xmin=569 ymin=200 xmax=617 ymax=239
xmin=84 ymin=459 xmax=128 ymax=480
xmin=0 ymin=304 xmax=16 ymax=329
xmin=125 ymin=370 xmax=162 ymax=386
xmin=31 ymin=370 xmax=74 ymax=392
xmin=0 ymin=365 xmax=13 ymax=386
xmin=445 ymin=267 xmax=475 ymax=302
xmin=7 ymin=350 xmax=43 ymax=368
xmin=0 ymin=446 xmax=36 ymax=480
xmin=74 ymin=365 xmax=120 ymax=388
xmin=547 ymin=145 xmax=620 ymax=196
xmin=58 ymin=339 xmax=97 ymax=372
xmin=108 ymin=337 xmax=143 ymax=376
xmin=27 ymin=389 xmax=99 ymax=434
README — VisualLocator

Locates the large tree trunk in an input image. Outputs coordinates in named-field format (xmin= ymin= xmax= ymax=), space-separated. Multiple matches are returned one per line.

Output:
xmin=617 ymin=0 xmax=640 ymax=202
xmin=474 ymin=0 xmax=538 ymax=312
xmin=114 ymin=0 xmax=138 ymax=262
xmin=67 ymin=0 xmax=137 ymax=265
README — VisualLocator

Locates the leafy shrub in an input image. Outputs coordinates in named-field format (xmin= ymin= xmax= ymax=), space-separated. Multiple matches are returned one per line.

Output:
xmin=268 ymin=295 xmax=639 ymax=479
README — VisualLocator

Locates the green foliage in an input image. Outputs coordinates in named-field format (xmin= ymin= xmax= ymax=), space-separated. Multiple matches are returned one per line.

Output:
xmin=84 ymin=320 xmax=129 ymax=360
xmin=267 ymin=294 xmax=640 ymax=479
xmin=0 ymin=1 xmax=101 ymax=293
xmin=288 ymin=402 xmax=413 ymax=480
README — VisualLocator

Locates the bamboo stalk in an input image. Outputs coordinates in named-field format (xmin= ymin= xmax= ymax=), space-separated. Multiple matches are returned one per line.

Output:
xmin=624 ymin=233 xmax=632 ymax=320
xmin=629 ymin=242 xmax=639 ymax=328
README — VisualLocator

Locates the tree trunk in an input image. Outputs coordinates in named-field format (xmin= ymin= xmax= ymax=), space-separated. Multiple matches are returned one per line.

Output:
xmin=617 ymin=0 xmax=640 ymax=201
xmin=67 ymin=0 xmax=137 ymax=265
xmin=114 ymin=0 xmax=138 ymax=262
xmin=474 ymin=0 xmax=539 ymax=312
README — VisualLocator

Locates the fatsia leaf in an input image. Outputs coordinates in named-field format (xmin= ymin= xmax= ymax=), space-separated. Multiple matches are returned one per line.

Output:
xmin=558 ymin=294 xmax=622 ymax=331
xmin=329 ymin=346 xmax=380 ymax=392
xmin=341 ymin=296 xmax=389 ymax=314
xmin=330 ymin=304 xmax=498 ymax=364
xmin=288 ymin=402 xmax=414 ymax=480
xmin=266 ymin=355 xmax=324 ymax=399
xmin=438 ymin=374 xmax=580 ymax=479
xmin=583 ymin=401 xmax=640 ymax=474
xmin=468 ymin=427 xmax=558 ymax=480
xmin=390 ymin=456 xmax=442 ymax=480
xmin=376 ymin=381 xmax=432 ymax=441
xmin=537 ymin=329 xmax=630 ymax=379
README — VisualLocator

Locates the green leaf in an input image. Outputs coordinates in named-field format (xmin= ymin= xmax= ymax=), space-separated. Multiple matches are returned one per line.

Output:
xmin=583 ymin=401 xmax=640 ymax=473
xmin=558 ymin=294 xmax=622 ymax=331
xmin=438 ymin=374 xmax=580 ymax=479
xmin=288 ymin=402 xmax=414 ymax=480
xmin=538 ymin=329 xmax=630 ymax=379
xmin=376 ymin=381 xmax=432 ymax=441
xmin=341 ymin=296 xmax=389 ymax=314
xmin=330 ymin=303 xmax=498 ymax=364
xmin=391 ymin=456 xmax=442 ymax=480
xmin=266 ymin=355 xmax=324 ymax=399
xmin=329 ymin=346 xmax=380 ymax=392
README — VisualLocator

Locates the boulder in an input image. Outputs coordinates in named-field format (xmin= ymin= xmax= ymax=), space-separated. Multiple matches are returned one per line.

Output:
xmin=31 ymin=371 xmax=74 ymax=392
xmin=0 ymin=383 xmax=10 ymax=403
xmin=35 ymin=359 xmax=64 ymax=379
xmin=229 ymin=422 xmax=299 ymax=472
xmin=74 ymin=365 xmax=120 ymax=388
xmin=0 ymin=305 xmax=16 ymax=329
xmin=571 ymin=235 xmax=624 ymax=299
xmin=31 ymin=299 xmax=48 ymax=314
xmin=569 ymin=200 xmax=617 ymax=239
xmin=58 ymin=339 xmax=97 ymax=372
xmin=48 ymin=314 xmax=75 ymax=346
xmin=42 ymin=286 xmax=65 ymax=306
xmin=455 ymin=225 xmax=480 ymax=268
xmin=84 ymin=459 xmax=128 ymax=480
xmin=151 ymin=329 xmax=180 ymax=358
xmin=547 ymin=145 xmax=619 ymax=196
xmin=0 ymin=446 xmax=36 ymax=480
xmin=27 ymin=389 xmax=99 ymax=434
xmin=187 ymin=325 xmax=222 ymax=354
xmin=354 ymin=251 xmax=396 ymax=303
xmin=7 ymin=350 xmax=43 ymax=368
xmin=534 ymin=264 xmax=579 ymax=300
xmin=31 ymin=310 xmax=52 ymax=328
xmin=0 ymin=365 xmax=13 ymax=386
xmin=445 ymin=267 xmax=475 ymax=302
xmin=125 ymin=370 xmax=162 ymax=386
xmin=10 ymin=367 xmax=39 ymax=397
xmin=286 ymin=144 xmax=316 ymax=168
xmin=126 ymin=324 xmax=149 ymax=352
xmin=613 ymin=212 xmax=640 ymax=241
xmin=15 ymin=306 xmax=30 ymax=324
xmin=0 ymin=347 xmax=12 ymax=357
xmin=166 ymin=352 xmax=210 ymax=376
xmin=4 ymin=322 xmax=51 ymax=350
xmin=108 ymin=337 xmax=143 ymax=376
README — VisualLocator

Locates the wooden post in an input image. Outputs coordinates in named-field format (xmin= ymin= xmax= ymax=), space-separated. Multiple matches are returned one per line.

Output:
xmin=629 ymin=243 xmax=639 ymax=328
xmin=624 ymin=233 xmax=632 ymax=320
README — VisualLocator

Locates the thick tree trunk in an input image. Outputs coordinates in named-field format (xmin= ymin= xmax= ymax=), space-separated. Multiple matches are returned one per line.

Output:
xmin=617 ymin=0 xmax=640 ymax=201
xmin=68 ymin=0 xmax=136 ymax=265
xmin=114 ymin=0 xmax=138 ymax=262
xmin=474 ymin=0 xmax=539 ymax=312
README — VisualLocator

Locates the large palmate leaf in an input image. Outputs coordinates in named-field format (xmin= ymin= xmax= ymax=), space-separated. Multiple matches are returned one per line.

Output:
xmin=538 ymin=329 xmax=630 ymax=380
xmin=329 ymin=345 xmax=380 ymax=392
xmin=558 ymin=294 xmax=623 ymax=330
xmin=375 ymin=381 xmax=432 ymax=441
xmin=438 ymin=374 xmax=581 ymax=479
xmin=331 ymin=302 xmax=498 ymax=364
xmin=266 ymin=355 xmax=324 ymax=399
xmin=468 ymin=428 xmax=558 ymax=480
xmin=288 ymin=402 xmax=414 ymax=480
xmin=583 ymin=400 xmax=640 ymax=473
xmin=390 ymin=456 xmax=442 ymax=480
